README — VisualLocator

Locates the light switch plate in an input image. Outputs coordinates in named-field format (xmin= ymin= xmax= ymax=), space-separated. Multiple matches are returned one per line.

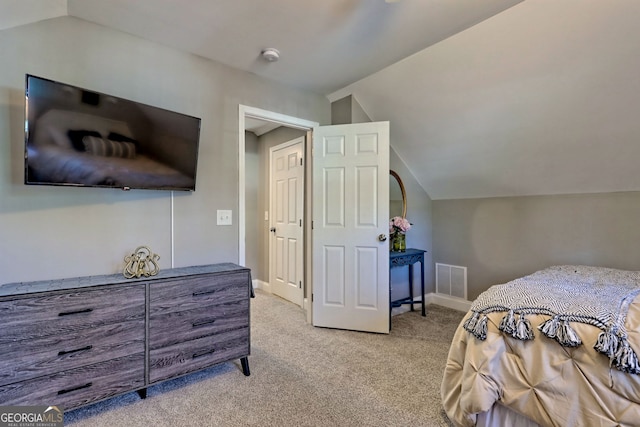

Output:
xmin=217 ymin=209 xmax=232 ymax=225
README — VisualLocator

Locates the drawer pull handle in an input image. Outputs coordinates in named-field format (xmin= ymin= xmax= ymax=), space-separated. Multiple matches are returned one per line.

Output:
xmin=58 ymin=382 xmax=92 ymax=395
xmin=192 ymin=319 xmax=216 ymax=328
xmin=58 ymin=345 xmax=93 ymax=356
xmin=58 ymin=308 xmax=93 ymax=317
xmin=192 ymin=348 xmax=216 ymax=359
xmin=193 ymin=289 xmax=216 ymax=297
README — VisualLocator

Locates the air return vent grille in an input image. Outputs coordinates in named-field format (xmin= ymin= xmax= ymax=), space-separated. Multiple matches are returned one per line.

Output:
xmin=436 ymin=263 xmax=467 ymax=300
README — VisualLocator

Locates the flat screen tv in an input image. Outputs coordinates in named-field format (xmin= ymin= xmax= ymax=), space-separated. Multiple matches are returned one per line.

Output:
xmin=24 ymin=74 xmax=201 ymax=191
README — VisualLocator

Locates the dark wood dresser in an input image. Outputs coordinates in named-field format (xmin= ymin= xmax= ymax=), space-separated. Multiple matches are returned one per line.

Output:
xmin=0 ymin=263 xmax=251 ymax=411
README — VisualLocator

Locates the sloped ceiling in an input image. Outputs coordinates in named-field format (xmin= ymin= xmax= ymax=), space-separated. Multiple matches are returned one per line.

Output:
xmin=4 ymin=0 xmax=638 ymax=200
xmin=62 ymin=0 xmax=522 ymax=95
xmin=332 ymin=0 xmax=640 ymax=199
xmin=0 ymin=0 xmax=66 ymax=30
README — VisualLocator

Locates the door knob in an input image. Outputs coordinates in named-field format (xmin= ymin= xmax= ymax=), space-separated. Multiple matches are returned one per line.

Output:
xmin=270 ymin=227 xmax=276 ymax=233
xmin=378 ymin=234 xmax=387 ymax=242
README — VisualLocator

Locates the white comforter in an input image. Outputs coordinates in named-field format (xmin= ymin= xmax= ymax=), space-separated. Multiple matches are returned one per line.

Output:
xmin=442 ymin=272 xmax=640 ymax=426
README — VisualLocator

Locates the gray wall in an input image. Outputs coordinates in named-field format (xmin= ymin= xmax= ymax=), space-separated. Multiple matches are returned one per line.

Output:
xmin=390 ymin=149 xmax=434 ymax=300
xmin=0 ymin=16 xmax=329 ymax=284
xmin=330 ymin=96 xmax=352 ymax=125
xmin=433 ymin=191 xmax=640 ymax=300
xmin=331 ymin=94 xmax=372 ymax=126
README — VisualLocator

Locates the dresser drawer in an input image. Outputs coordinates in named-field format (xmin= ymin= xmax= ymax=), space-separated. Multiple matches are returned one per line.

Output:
xmin=0 ymin=319 xmax=144 ymax=387
xmin=0 ymin=353 xmax=144 ymax=411
xmin=149 ymin=271 xmax=249 ymax=315
xmin=149 ymin=328 xmax=249 ymax=383
xmin=149 ymin=299 xmax=248 ymax=349
xmin=0 ymin=285 xmax=144 ymax=343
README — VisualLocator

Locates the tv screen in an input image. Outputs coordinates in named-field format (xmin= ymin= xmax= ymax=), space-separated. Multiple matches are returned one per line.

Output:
xmin=24 ymin=74 xmax=201 ymax=191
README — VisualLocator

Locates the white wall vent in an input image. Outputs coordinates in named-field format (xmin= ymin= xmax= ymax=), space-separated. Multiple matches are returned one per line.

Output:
xmin=436 ymin=263 xmax=468 ymax=300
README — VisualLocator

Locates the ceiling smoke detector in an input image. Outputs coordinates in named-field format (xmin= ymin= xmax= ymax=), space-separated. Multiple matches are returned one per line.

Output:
xmin=261 ymin=48 xmax=280 ymax=62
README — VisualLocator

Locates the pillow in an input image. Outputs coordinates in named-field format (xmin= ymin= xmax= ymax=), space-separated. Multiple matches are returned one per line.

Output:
xmin=82 ymin=135 xmax=136 ymax=159
xmin=68 ymin=130 xmax=101 ymax=152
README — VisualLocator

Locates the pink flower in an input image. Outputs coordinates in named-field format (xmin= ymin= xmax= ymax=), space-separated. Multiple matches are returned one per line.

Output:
xmin=389 ymin=216 xmax=411 ymax=234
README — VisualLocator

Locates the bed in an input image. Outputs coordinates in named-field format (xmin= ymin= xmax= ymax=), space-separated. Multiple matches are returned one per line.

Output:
xmin=441 ymin=265 xmax=640 ymax=427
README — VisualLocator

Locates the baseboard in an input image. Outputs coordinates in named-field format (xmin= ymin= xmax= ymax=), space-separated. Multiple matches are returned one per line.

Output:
xmin=257 ymin=282 xmax=471 ymax=313
xmin=391 ymin=293 xmax=470 ymax=316
xmin=252 ymin=279 xmax=271 ymax=293
xmin=428 ymin=293 xmax=471 ymax=312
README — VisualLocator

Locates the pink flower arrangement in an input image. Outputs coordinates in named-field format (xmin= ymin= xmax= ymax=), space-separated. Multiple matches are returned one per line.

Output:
xmin=389 ymin=216 xmax=411 ymax=234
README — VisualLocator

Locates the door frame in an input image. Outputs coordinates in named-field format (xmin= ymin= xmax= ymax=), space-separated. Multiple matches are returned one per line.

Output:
xmin=238 ymin=105 xmax=318 ymax=322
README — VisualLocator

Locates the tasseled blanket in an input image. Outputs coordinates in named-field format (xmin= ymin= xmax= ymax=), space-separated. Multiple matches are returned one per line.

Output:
xmin=463 ymin=265 xmax=640 ymax=374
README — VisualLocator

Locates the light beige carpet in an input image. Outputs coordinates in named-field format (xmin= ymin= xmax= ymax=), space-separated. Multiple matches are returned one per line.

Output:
xmin=65 ymin=290 xmax=465 ymax=426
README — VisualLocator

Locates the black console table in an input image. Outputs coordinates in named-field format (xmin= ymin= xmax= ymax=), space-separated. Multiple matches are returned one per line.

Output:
xmin=390 ymin=248 xmax=427 ymax=317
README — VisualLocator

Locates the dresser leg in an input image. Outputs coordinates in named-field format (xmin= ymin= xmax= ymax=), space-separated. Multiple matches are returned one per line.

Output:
xmin=240 ymin=357 xmax=250 ymax=376
xmin=137 ymin=388 xmax=147 ymax=399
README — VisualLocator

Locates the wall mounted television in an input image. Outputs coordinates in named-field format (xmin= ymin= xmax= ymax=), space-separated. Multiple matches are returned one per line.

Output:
xmin=24 ymin=74 xmax=201 ymax=191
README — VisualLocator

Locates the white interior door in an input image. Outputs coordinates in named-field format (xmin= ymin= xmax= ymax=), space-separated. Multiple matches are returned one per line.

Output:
xmin=312 ymin=122 xmax=390 ymax=333
xmin=269 ymin=137 xmax=304 ymax=307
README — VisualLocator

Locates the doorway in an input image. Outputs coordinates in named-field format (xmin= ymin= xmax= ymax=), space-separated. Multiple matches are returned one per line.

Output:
xmin=240 ymin=106 xmax=391 ymax=333
xmin=239 ymin=105 xmax=318 ymax=323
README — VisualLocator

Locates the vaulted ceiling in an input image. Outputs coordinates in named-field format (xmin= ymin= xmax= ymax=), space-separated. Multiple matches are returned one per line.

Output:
xmin=331 ymin=0 xmax=640 ymax=199
xmin=4 ymin=0 xmax=639 ymax=200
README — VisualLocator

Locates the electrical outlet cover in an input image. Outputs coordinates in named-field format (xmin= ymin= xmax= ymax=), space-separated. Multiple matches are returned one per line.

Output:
xmin=217 ymin=209 xmax=232 ymax=225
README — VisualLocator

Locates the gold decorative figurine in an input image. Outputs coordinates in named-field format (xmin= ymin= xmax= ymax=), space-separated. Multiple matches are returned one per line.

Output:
xmin=123 ymin=246 xmax=160 ymax=279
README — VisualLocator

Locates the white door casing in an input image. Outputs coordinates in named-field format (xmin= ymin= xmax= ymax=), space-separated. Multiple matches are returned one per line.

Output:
xmin=269 ymin=137 xmax=304 ymax=307
xmin=312 ymin=122 xmax=390 ymax=334
xmin=239 ymin=105 xmax=317 ymax=324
